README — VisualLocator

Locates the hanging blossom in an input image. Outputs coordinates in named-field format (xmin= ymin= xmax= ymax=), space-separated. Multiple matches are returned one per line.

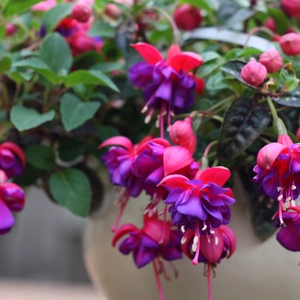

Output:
xmin=112 ymin=212 xmax=182 ymax=300
xmin=0 ymin=142 xmax=26 ymax=178
xmin=253 ymin=133 xmax=300 ymax=226
xmin=159 ymin=165 xmax=235 ymax=265
xmin=0 ymin=171 xmax=25 ymax=234
xmin=129 ymin=43 xmax=203 ymax=129
xmin=182 ymin=225 xmax=236 ymax=300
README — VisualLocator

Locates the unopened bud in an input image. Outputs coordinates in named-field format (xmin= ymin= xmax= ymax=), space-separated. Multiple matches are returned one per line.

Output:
xmin=259 ymin=50 xmax=283 ymax=73
xmin=282 ymin=0 xmax=300 ymax=18
xmin=241 ymin=61 xmax=267 ymax=86
xmin=72 ymin=3 xmax=93 ymax=23
xmin=174 ymin=4 xmax=203 ymax=31
xmin=279 ymin=33 xmax=300 ymax=56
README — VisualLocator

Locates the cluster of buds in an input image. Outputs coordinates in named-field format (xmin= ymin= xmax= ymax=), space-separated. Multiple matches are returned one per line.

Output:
xmin=0 ymin=142 xmax=26 ymax=234
xmin=100 ymin=41 xmax=237 ymax=300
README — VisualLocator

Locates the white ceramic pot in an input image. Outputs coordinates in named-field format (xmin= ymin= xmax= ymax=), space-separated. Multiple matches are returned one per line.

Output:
xmin=83 ymin=177 xmax=300 ymax=300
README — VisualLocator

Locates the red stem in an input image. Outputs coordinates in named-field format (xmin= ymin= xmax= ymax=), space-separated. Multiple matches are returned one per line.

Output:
xmin=159 ymin=204 xmax=168 ymax=245
xmin=153 ymin=259 xmax=165 ymax=300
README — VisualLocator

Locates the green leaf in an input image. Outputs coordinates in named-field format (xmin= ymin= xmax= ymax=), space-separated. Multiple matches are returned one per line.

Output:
xmin=206 ymin=72 xmax=226 ymax=90
xmin=60 ymin=93 xmax=101 ymax=131
xmin=2 ymin=0 xmax=42 ymax=17
xmin=25 ymin=144 xmax=55 ymax=171
xmin=220 ymin=60 xmax=257 ymax=89
xmin=49 ymin=168 xmax=92 ymax=217
xmin=90 ymin=62 xmax=123 ymax=73
xmin=14 ymin=164 xmax=42 ymax=187
xmin=65 ymin=70 xmax=119 ymax=92
xmin=201 ymin=51 xmax=221 ymax=63
xmin=0 ymin=56 xmax=12 ymax=74
xmin=13 ymin=58 xmax=57 ymax=83
xmin=267 ymin=7 xmax=289 ymax=35
xmin=239 ymin=165 xmax=277 ymax=241
xmin=285 ymin=77 xmax=299 ymax=92
xmin=10 ymin=106 xmax=55 ymax=131
xmin=43 ymin=3 xmax=74 ymax=32
xmin=88 ymin=21 xmax=115 ymax=38
xmin=8 ymin=70 xmax=33 ymax=83
xmin=217 ymin=97 xmax=270 ymax=160
xmin=225 ymin=8 xmax=256 ymax=29
xmin=275 ymin=87 xmax=300 ymax=107
xmin=197 ymin=59 xmax=223 ymax=78
xmin=40 ymin=33 xmax=73 ymax=75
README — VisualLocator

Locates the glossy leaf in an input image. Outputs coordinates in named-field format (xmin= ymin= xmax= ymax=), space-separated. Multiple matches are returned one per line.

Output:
xmin=40 ymin=33 xmax=73 ymax=75
xmin=65 ymin=70 xmax=119 ymax=92
xmin=58 ymin=138 xmax=87 ymax=162
xmin=267 ymin=7 xmax=289 ymax=35
xmin=88 ymin=21 xmax=115 ymax=38
xmin=10 ymin=106 xmax=55 ymax=131
xmin=2 ymin=0 xmax=42 ymax=17
xmin=43 ymin=3 xmax=74 ymax=31
xmin=275 ymin=87 xmax=300 ymax=107
xmin=49 ymin=168 xmax=92 ymax=217
xmin=217 ymin=97 xmax=270 ymax=160
xmin=197 ymin=59 xmax=223 ymax=78
xmin=0 ymin=56 xmax=12 ymax=74
xmin=225 ymin=8 xmax=256 ymax=29
xmin=25 ymin=144 xmax=55 ymax=171
xmin=60 ymin=93 xmax=101 ymax=132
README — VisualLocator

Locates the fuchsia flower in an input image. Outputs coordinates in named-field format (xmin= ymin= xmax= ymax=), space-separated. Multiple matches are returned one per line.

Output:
xmin=259 ymin=50 xmax=283 ymax=73
xmin=253 ymin=134 xmax=300 ymax=226
xmin=173 ymin=4 xmax=203 ymax=31
xmin=241 ymin=61 xmax=267 ymax=86
xmin=0 ymin=142 xmax=26 ymax=178
xmin=129 ymin=43 xmax=203 ymax=127
xmin=279 ymin=33 xmax=300 ymax=56
xmin=159 ymin=166 xmax=235 ymax=265
xmin=5 ymin=23 xmax=17 ymax=36
xmin=0 ymin=171 xmax=25 ymax=234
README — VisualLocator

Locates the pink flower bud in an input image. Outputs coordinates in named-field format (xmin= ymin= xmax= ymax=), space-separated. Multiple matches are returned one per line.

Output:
xmin=264 ymin=18 xmax=276 ymax=32
xmin=5 ymin=23 xmax=17 ymax=36
xmin=71 ymin=2 xmax=93 ymax=23
xmin=241 ymin=61 xmax=267 ymax=86
xmin=279 ymin=33 xmax=300 ymax=56
xmin=282 ymin=0 xmax=300 ymax=18
xmin=104 ymin=4 xmax=122 ymax=19
xmin=174 ymin=4 xmax=203 ymax=31
xmin=67 ymin=32 xmax=96 ymax=56
xmin=259 ymin=49 xmax=283 ymax=73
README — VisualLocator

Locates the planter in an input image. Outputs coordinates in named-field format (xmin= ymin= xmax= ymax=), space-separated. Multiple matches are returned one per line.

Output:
xmin=83 ymin=179 xmax=300 ymax=300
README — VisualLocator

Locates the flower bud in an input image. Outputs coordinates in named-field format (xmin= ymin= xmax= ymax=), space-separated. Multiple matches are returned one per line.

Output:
xmin=282 ymin=0 xmax=300 ymax=18
xmin=104 ymin=4 xmax=122 ymax=19
xmin=71 ymin=2 xmax=93 ymax=23
xmin=5 ymin=23 xmax=17 ymax=36
xmin=264 ymin=18 xmax=276 ymax=32
xmin=280 ymin=33 xmax=300 ymax=56
xmin=259 ymin=49 xmax=283 ymax=73
xmin=136 ymin=9 xmax=159 ymax=31
xmin=67 ymin=32 xmax=96 ymax=56
xmin=241 ymin=61 xmax=267 ymax=86
xmin=174 ymin=4 xmax=203 ymax=31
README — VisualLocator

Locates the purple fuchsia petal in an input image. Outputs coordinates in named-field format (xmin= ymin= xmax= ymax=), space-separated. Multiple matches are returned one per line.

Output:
xmin=0 ymin=149 xmax=16 ymax=168
xmin=160 ymin=246 xmax=182 ymax=261
xmin=0 ymin=182 xmax=25 ymax=211
xmin=129 ymin=62 xmax=154 ymax=88
xmin=276 ymin=222 xmax=300 ymax=251
xmin=133 ymin=246 xmax=159 ymax=268
xmin=0 ymin=200 xmax=15 ymax=234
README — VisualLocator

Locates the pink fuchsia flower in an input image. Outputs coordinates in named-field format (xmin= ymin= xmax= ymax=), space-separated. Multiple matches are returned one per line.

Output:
xmin=71 ymin=2 xmax=93 ymax=23
xmin=253 ymin=134 xmax=300 ymax=225
xmin=276 ymin=206 xmax=300 ymax=251
xmin=129 ymin=43 xmax=203 ymax=127
xmin=282 ymin=0 xmax=300 ymax=18
xmin=241 ymin=61 xmax=267 ymax=86
xmin=174 ymin=4 xmax=203 ymax=31
xmin=159 ymin=166 xmax=235 ymax=265
xmin=259 ymin=50 xmax=283 ymax=73
xmin=0 ymin=142 xmax=26 ymax=178
xmin=0 ymin=171 xmax=25 ymax=234
xmin=279 ymin=33 xmax=300 ymax=56
xmin=32 ymin=0 xmax=56 ymax=11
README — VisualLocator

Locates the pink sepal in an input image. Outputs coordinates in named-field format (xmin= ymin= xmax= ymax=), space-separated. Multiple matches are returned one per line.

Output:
xmin=0 ymin=142 xmax=26 ymax=167
xmin=99 ymin=136 xmax=133 ymax=150
xmin=169 ymin=52 xmax=203 ymax=72
xmin=220 ymin=225 xmax=236 ymax=258
xmin=131 ymin=43 xmax=163 ymax=65
xmin=277 ymin=134 xmax=293 ymax=147
xmin=198 ymin=166 xmax=231 ymax=186
xmin=257 ymin=142 xmax=287 ymax=169
xmin=200 ymin=229 xmax=224 ymax=263
xmin=158 ymin=174 xmax=190 ymax=189
xmin=112 ymin=223 xmax=139 ymax=247
xmin=166 ymin=45 xmax=181 ymax=63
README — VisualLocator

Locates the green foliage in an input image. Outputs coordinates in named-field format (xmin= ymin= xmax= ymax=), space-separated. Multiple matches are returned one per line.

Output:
xmin=2 ymin=0 xmax=42 ymax=17
xmin=88 ymin=21 xmax=115 ymax=38
xmin=60 ymin=93 xmax=101 ymax=131
xmin=0 ymin=57 xmax=12 ymax=74
xmin=49 ymin=168 xmax=92 ymax=217
xmin=10 ymin=106 xmax=55 ymax=131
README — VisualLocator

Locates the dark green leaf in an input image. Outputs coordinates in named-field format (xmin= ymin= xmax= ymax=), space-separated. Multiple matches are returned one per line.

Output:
xmin=60 ymin=93 xmax=101 ymax=131
xmin=220 ymin=60 xmax=257 ymax=89
xmin=0 ymin=56 xmax=12 ymax=74
xmin=65 ymin=70 xmax=119 ymax=92
xmin=217 ymin=0 xmax=240 ymax=24
xmin=14 ymin=164 xmax=42 ymax=187
xmin=10 ymin=106 xmax=55 ymax=131
xmin=206 ymin=72 xmax=226 ymax=90
xmin=225 ymin=8 xmax=256 ymax=29
xmin=239 ymin=165 xmax=277 ymax=241
xmin=49 ymin=168 xmax=92 ymax=217
xmin=2 ymin=0 xmax=42 ymax=17
xmin=197 ymin=59 xmax=223 ymax=78
xmin=43 ymin=3 xmax=74 ymax=31
xmin=25 ymin=144 xmax=55 ymax=171
xmin=217 ymin=97 xmax=270 ymax=160
xmin=267 ymin=7 xmax=290 ymax=35
xmin=58 ymin=138 xmax=87 ymax=162
xmin=275 ymin=87 xmax=300 ymax=107
xmin=90 ymin=62 xmax=123 ymax=73
xmin=13 ymin=58 xmax=57 ymax=83
xmin=88 ymin=21 xmax=115 ymax=38
xmin=40 ymin=33 xmax=73 ymax=75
